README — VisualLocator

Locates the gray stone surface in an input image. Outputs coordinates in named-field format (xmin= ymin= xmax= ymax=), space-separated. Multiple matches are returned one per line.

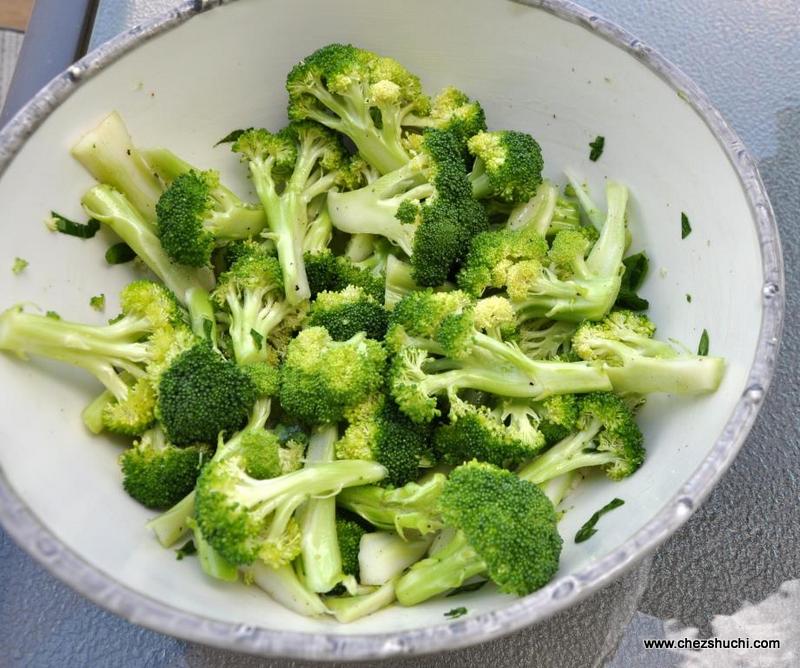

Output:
xmin=2 ymin=1 xmax=798 ymax=666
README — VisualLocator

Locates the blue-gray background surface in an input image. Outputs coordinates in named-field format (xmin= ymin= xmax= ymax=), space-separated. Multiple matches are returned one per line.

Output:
xmin=1 ymin=1 xmax=798 ymax=666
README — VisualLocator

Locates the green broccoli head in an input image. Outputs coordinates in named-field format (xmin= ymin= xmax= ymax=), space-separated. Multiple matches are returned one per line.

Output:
xmin=286 ymin=43 xmax=428 ymax=174
xmin=156 ymin=342 xmax=258 ymax=445
xmin=423 ymin=87 xmax=487 ymax=150
xmin=101 ymin=376 xmax=156 ymax=436
xmin=279 ymin=327 xmax=387 ymax=423
xmin=533 ymin=393 xmax=580 ymax=445
xmin=308 ymin=285 xmax=388 ymax=341
xmin=395 ymin=461 xmax=562 ymax=604
xmin=336 ymin=394 xmax=432 ymax=487
xmin=434 ymin=400 xmax=544 ymax=469
xmin=304 ymin=249 xmax=386 ymax=304
xmin=467 ymin=131 xmax=544 ymax=203
xmin=120 ymin=427 xmax=211 ymax=509
xmin=336 ymin=512 xmax=370 ymax=578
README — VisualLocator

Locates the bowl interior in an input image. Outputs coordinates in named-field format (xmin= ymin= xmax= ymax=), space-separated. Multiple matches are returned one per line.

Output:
xmin=0 ymin=0 xmax=763 ymax=640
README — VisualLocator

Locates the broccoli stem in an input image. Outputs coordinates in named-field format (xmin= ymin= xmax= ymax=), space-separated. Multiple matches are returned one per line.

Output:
xmin=586 ymin=181 xmax=628 ymax=277
xmin=81 ymin=388 xmax=114 ymax=434
xmin=187 ymin=517 xmax=238 ymax=582
xmin=604 ymin=356 xmax=725 ymax=394
xmin=303 ymin=203 xmax=333 ymax=254
xmin=249 ymin=165 xmax=310 ymax=304
xmin=81 ymin=185 xmax=218 ymax=343
xmin=565 ymin=171 xmax=604 ymax=230
xmin=468 ymin=160 xmax=493 ymax=200
xmin=358 ymin=532 xmax=433 ymax=586
xmin=326 ymin=578 xmax=398 ymax=623
xmin=539 ymin=472 xmax=578 ymax=509
xmin=395 ymin=531 xmax=485 ymax=606
xmin=328 ymin=159 xmax=430 ymax=255
xmin=296 ymin=425 xmax=343 ymax=593
xmin=518 ymin=419 xmax=614 ymax=484
xmin=146 ymin=490 xmax=196 ymax=547
xmin=507 ymin=181 xmax=558 ymax=235
xmin=250 ymin=562 xmax=329 ymax=617
xmin=71 ymin=112 xmax=163 ymax=227
xmin=385 ymin=256 xmax=418 ymax=308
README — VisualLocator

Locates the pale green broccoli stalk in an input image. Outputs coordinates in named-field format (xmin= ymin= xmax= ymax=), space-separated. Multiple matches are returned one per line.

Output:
xmin=518 ymin=392 xmax=645 ymax=484
xmin=286 ymin=43 xmax=431 ymax=175
xmin=0 ymin=281 xmax=191 ymax=435
xmin=279 ymin=326 xmax=386 ymax=424
xmin=211 ymin=242 xmax=296 ymax=365
xmin=507 ymin=181 xmax=593 ymax=239
xmin=302 ymin=200 xmax=334 ymax=255
xmin=308 ymin=286 xmax=388 ymax=341
xmin=296 ymin=424 xmax=344 ymax=593
xmin=387 ymin=291 xmax=611 ymax=423
xmin=572 ymin=310 xmax=725 ymax=394
xmin=327 ymin=128 xmax=489 ymax=287
xmin=232 ymin=122 xmax=350 ymax=304
xmin=433 ymin=397 xmax=545 ymax=469
xmin=71 ymin=112 xmax=163 ymax=226
xmin=120 ymin=425 xmax=211 ymax=509
xmin=326 ymin=578 xmax=398 ymax=623
xmin=249 ymin=561 xmax=328 ymax=618
xmin=506 ymin=181 xmax=629 ymax=322
xmin=336 ymin=394 xmax=432 ymax=487
xmin=154 ymin=169 xmax=267 ymax=267
xmin=337 ymin=473 xmax=446 ymax=537
xmin=358 ymin=532 xmax=433 ymax=586
xmin=395 ymin=461 xmax=562 ymax=605
xmin=467 ymin=130 xmax=544 ymax=203
xmin=81 ymin=185 xmax=218 ymax=342
xmin=195 ymin=456 xmax=386 ymax=568
xmin=185 ymin=516 xmax=239 ymax=582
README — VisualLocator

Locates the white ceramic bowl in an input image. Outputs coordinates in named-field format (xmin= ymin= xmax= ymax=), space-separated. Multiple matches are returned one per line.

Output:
xmin=0 ymin=0 xmax=783 ymax=660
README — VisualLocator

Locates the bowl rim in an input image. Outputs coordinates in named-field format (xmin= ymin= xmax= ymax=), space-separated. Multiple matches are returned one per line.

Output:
xmin=0 ymin=0 xmax=785 ymax=660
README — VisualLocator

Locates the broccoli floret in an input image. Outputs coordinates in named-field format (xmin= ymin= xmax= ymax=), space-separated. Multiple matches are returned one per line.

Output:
xmin=517 ymin=318 xmax=577 ymax=360
xmin=232 ymin=122 xmax=350 ymax=304
xmin=404 ymin=86 xmax=487 ymax=152
xmin=504 ymin=181 xmax=629 ymax=322
xmin=336 ymin=394 xmax=431 ymax=487
xmin=211 ymin=242 xmax=299 ymax=364
xmin=433 ymin=398 xmax=545 ymax=469
xmin=387 ymin=290 xmax=610 ymax=423
xmin=0 ymin=281 xmax=193 ymax=434
xmin=308 ymin=285 xmax=388 ymax=341
xmin=533 ymin=393 xmax=580 ymax=445
xmin=305 ymin=249 xmax=385 ymax=303
xmin=337 ymin=473 xmax=446 ymax=537
xmin=120 ymin=426 xmax=211 ymax=509
xmin=336 ymin=512 xmax=370 ymax=578
xmin=518 ymin=392 xmax=645 ymax=483
xmin=395 ymin=461 xmax=562 ymax=604
xmin=286 ymin=43 xmax=430 ymax=174
xmin=467 ymin=131 xmax=544 ymax=203
xmin=81 ymin=185 xmax=218 ymax=342
xmin=195 ymin=455 xmax=386 ymax=567
xmin=279 ymin=326 xmax=386 ymax=423
xmin=155 ymin=169 xmax=267 ymax=267
xmin=572 ymin=310 xmax=725 ymax=394
xmin=156 ymin=341 xmax=259 ymax=445
xmin=328 ymin=129 xmax=489 ymax=287
xmin=71 ymin=112 xmax=163 ymax=225
xmin=456 ymin=225 xmax=548 ymax=297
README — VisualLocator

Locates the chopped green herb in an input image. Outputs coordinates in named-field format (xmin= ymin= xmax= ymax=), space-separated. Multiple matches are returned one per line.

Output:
xmin=11 ymin=257 xmax=28 ymax=275
xmin=614 ymin=252 xmax=649 ymax=311
xmin=681 ymin=212 xmax=692 ymax=239
xmin=176 ymin=540 xmax=197 ymax=560
xmin=45 ymin=311 xmax=61 ymax=320
xmin=588 ymin=135 xmax=605 ymax=161
xmin=444 ymin=607 xmax=468 ymax=619
xmin=214 ymin=128 xmax=251 ymax=147
xmin=698 ymin=329 xmax=709 ymax=356
xmin=105 ymin=242 xmax=136 ymax=265
xmin=46 ymin=211 xmax=100 ymax=239
xmin=446 ymin=580 xmax=487 ymax=597
xmin=686 ymin=294 xmax=692 ymax=303
xmin=89 ymin=294 xmax=106 ymax=311
xmin=575 ymin=498 xmax=625 ymax=543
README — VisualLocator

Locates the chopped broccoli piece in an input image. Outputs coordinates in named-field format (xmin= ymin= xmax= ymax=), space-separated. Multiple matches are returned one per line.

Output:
xmin=279 ymin=326 xmax=386 ymax=423
xmin=89 ymin=294 xmax=105 ymax=311
xmin=11 ymin=257 xmax=28 ymax=274
xmin=395 ymin=461 xmax=562 ymax=604
xmin=467 ymin=130 xmax=544 ymax=203
xmin=572 ymin=310 xmax=725 ymax=394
